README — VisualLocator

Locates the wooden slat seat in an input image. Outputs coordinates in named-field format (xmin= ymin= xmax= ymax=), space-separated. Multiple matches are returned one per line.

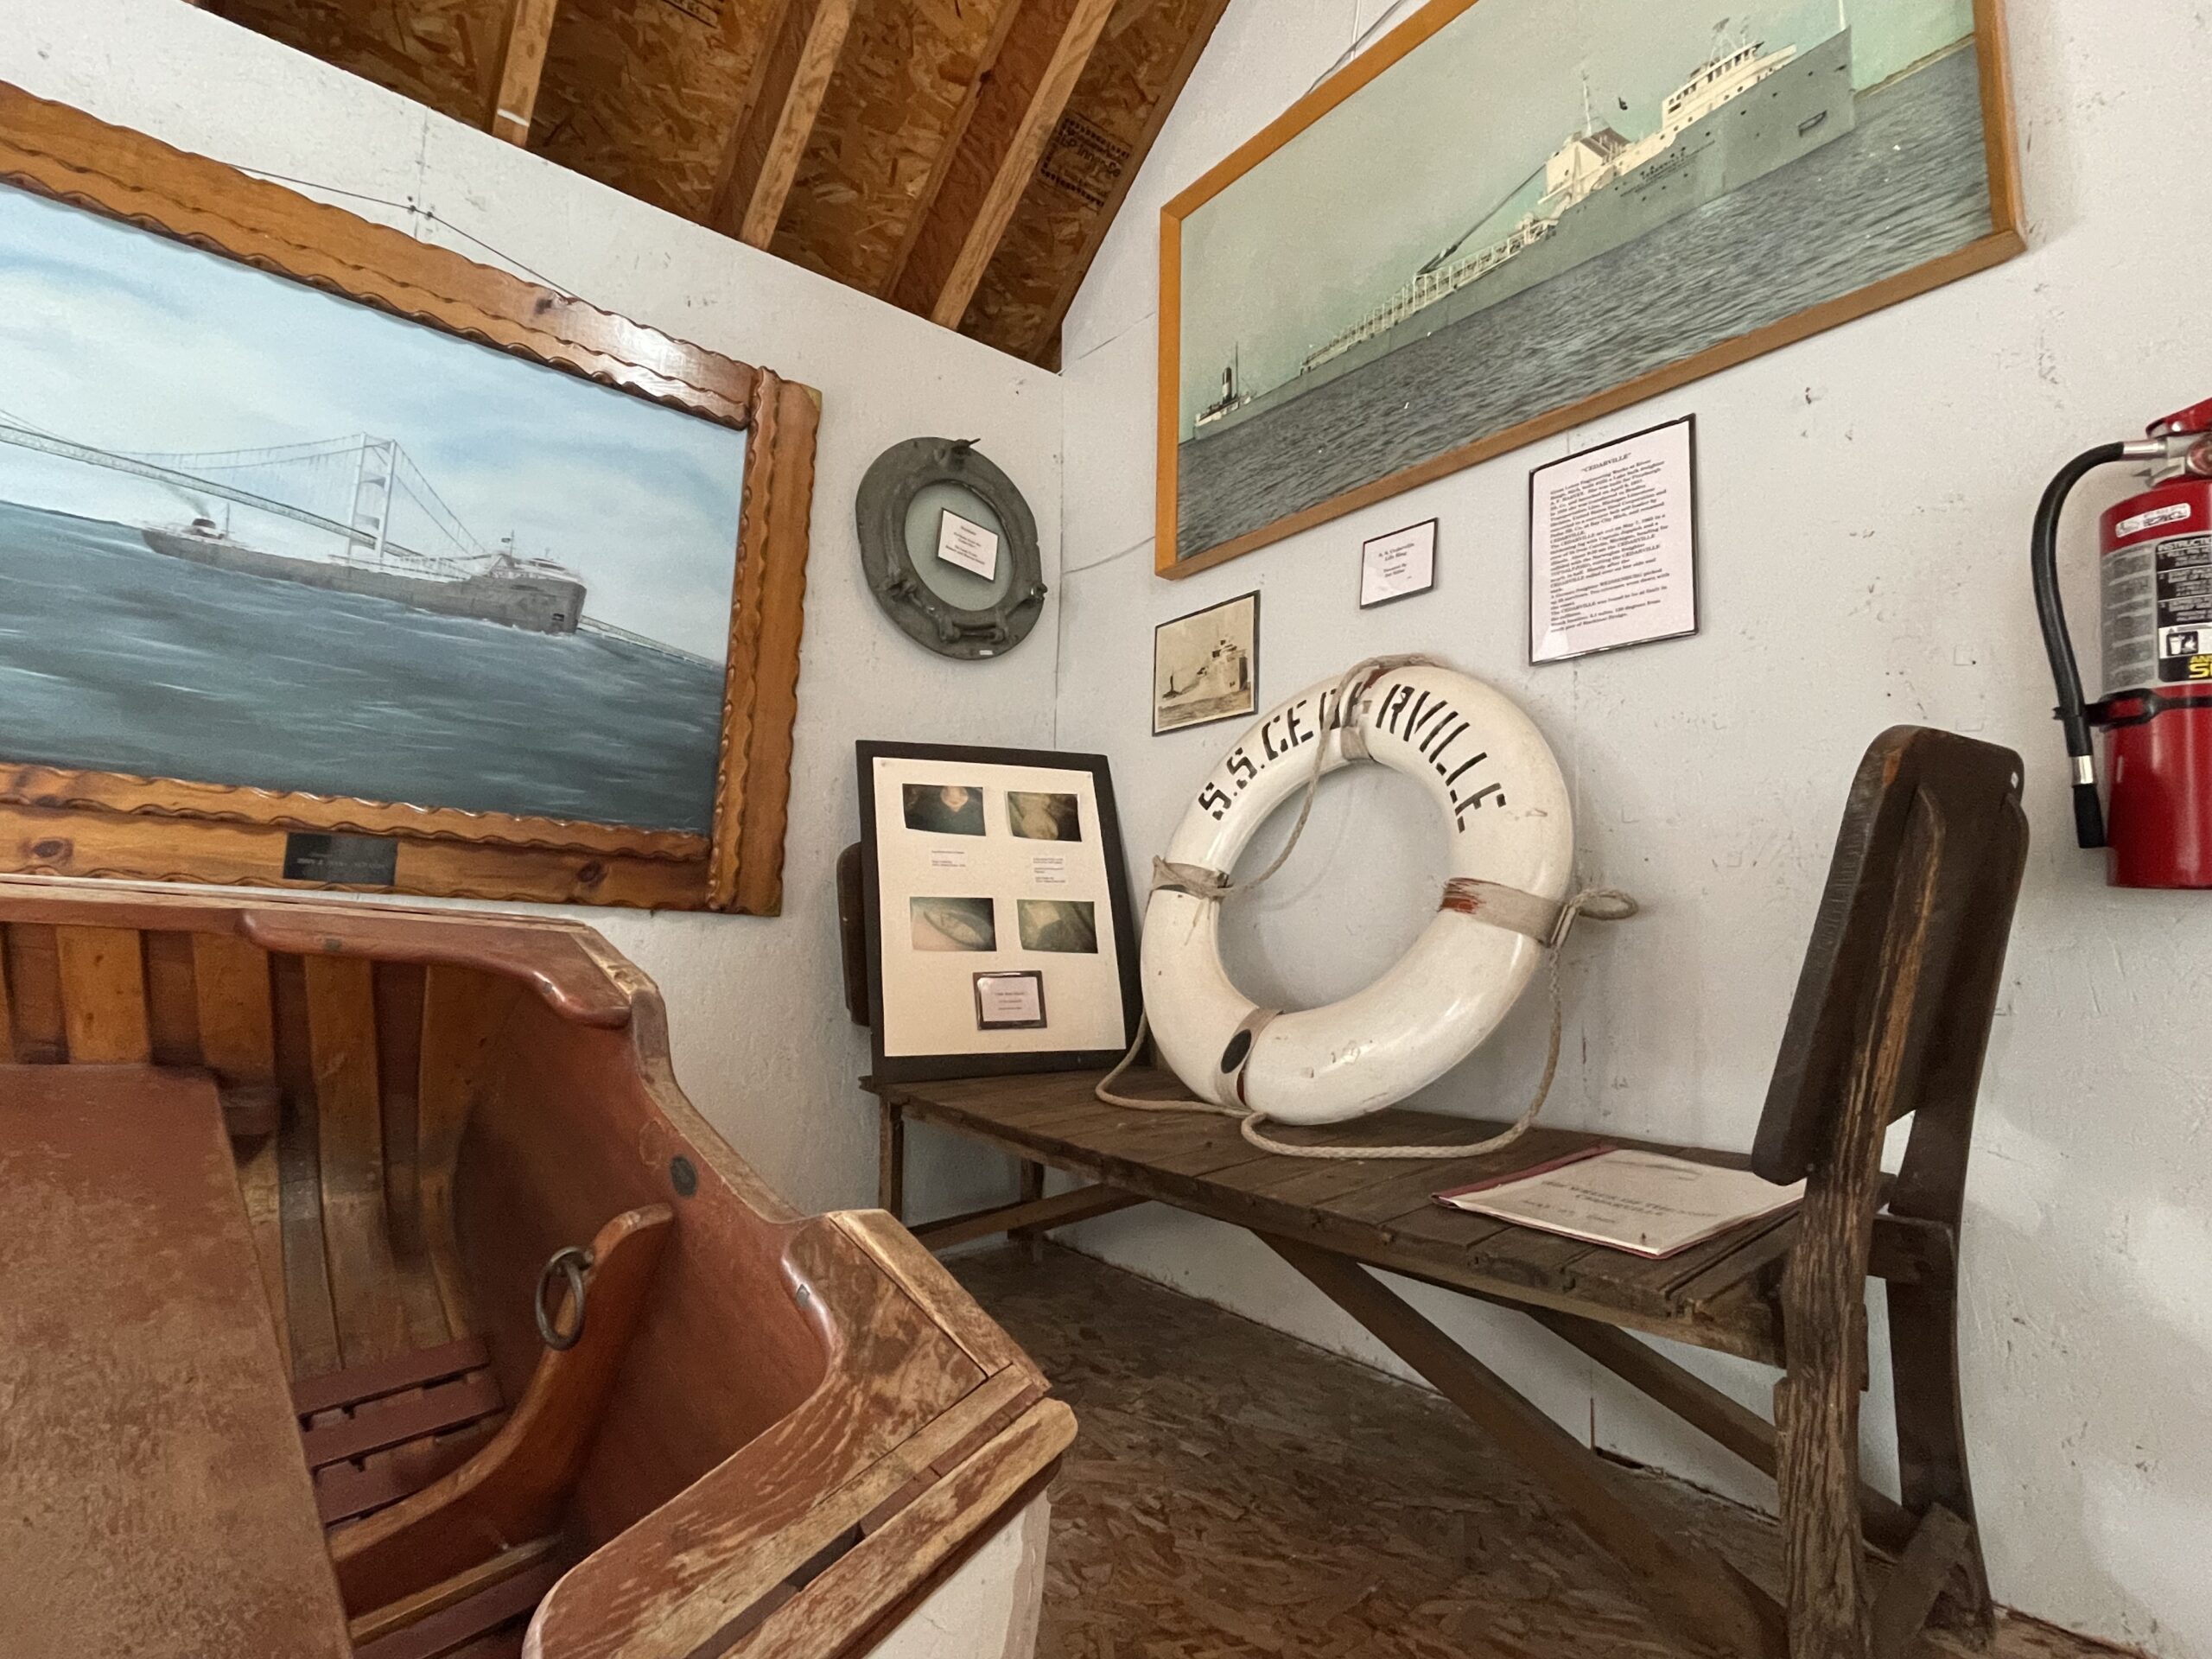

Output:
xmin=880 ymin=1066 xmax=1802 ymax=1360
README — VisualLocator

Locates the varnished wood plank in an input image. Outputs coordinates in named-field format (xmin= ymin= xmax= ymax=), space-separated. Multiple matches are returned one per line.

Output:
xmin=417 ymin=964 xmax=529 ymax=1339
xmin=301 ymin=1370 xmax=506 ymax=1468
xmin=292 ymin=1335 xmax=493 ymax=1418
xmin=488 ymin=0 xmax=561 ymax=145
xmin=239 ymin=1129 xmax=292 ymax=1377
xmin=1265 ymin=1235 xmax=1786 ymax=1659
xmin=0 ymin=937 xmax=13 ymax=1063
xmin=525 ymin=1362 xmax=1028 ymax=1655
xmin=143 ymin=929 xmax=201 ymax=1065
xmin=2 ymin=922 xmax=62 ymax=1061
xmin=740 ymin=1401 xmax=1074 ymax=1659
xmin=240 ymin=909 xmax=632 ymax=1028
xmin=348 ymin=1535 xmax=561 ymax=1649
xmin=352 ymin=1559 xmax=561 ymax=1659
xmin=376 ymin=960 xmax=451 ymax=1351
xmin=0 ymin=1065 xmax=353 ymax=1656
xmin=307 ymin=953 xmax=410 ymax=1368
xmin=276 ymin=953 xmax=345 ymax=1382
xmin=53 ymin=924 xmax=150 ymax=1063
xmin=711 ymin=0 xmax=861 ymax=247
xmin=194 ymin=933 xmax=279 ymax=1084
xmin=887 ymin=0 xmax=1117 ymax=326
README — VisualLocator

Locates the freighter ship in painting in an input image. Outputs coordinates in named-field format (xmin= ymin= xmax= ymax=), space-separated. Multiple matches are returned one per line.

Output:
xmin=1192 ymin=19 xmax=1858 ymax=440
xmin=144 ymin=518 xmax=588 ymax=635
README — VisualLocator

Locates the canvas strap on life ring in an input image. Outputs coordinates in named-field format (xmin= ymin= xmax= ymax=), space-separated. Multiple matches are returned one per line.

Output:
xmin=1099 ymin=656 xmax=1636 ymax=1160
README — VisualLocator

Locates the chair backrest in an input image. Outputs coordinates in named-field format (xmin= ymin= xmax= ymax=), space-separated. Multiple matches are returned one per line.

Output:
xmin=1751 ymin=727 xmax=2029 ymax=1217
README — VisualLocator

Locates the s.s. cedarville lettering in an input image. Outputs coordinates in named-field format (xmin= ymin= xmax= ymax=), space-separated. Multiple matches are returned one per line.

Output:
xmin=1193 ymin=682 xmax=1505 ymax=829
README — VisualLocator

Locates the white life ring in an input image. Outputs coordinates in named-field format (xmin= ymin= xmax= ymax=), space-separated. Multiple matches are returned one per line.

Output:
xmin=1143 ymin=662 xmax=1573 ymax=1127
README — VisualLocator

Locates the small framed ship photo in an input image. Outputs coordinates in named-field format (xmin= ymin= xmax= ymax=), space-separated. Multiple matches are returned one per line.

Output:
xmin=1153 ymin=590 xmax=1259 ymax=735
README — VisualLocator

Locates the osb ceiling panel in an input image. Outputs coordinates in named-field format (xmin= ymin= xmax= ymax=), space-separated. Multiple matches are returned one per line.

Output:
xmin=204 ymin=0 xmax=509 ymax=126
xmin=769 ymin=0 xmax=1022 ymax=293
xmin=963 ymin=0 xmax=1224 ymax=360
xmin=528 ymin=0 xmax=779 ymax=219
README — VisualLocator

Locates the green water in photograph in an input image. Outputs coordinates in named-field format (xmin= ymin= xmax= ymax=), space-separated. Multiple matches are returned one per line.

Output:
xmin=1175 ymin=46 xmax=1992 ymax=562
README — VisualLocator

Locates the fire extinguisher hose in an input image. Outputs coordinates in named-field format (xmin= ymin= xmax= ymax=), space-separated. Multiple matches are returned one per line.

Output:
xmin=2031 ymin=442 xmax=2129 ymax=850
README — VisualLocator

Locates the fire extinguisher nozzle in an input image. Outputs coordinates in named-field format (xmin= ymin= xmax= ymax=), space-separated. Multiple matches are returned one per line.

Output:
xmin=2071 ymin=781 xmax=2107 ymax=850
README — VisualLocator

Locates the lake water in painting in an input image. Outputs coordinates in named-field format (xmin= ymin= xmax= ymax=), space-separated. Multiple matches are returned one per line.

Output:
xmin=1177 ymin=44 xmax=1992 ymax=561
xmin=0 ymin=183 xmax=747 ymax=835
xmin=0 ymin=501 xmax=727 ymax=833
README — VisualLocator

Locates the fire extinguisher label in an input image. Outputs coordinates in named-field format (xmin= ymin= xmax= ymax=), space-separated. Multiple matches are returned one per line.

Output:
xmin=2116 ymin=502 xmax=2194 ymax=539
xmin=2155 ymin=534 xmax=2212 ymax=683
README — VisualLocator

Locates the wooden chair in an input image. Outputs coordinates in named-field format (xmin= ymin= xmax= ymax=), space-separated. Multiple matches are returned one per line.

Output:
xmin=866 ymin=725 xmax=2029 ymax=1659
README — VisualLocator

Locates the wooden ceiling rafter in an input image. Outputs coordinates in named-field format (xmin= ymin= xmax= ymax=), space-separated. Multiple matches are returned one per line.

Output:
xmin=884 ymin=0 xmax=1119 ymax=327
xmin=179 ymin=0 xmax=1236 ymax=368
xmin=709 ymin=0 xmax=861 ymax=247
xmin=490 ymin=0 xmax=562 ymax=145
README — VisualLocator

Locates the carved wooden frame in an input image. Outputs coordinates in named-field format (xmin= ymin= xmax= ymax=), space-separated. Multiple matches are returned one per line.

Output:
xmin=0 ymin=85 xmax=818 ymax=913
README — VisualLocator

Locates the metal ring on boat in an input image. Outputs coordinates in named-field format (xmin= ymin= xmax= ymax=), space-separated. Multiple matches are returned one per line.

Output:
xmin=1142 ymin=663 xmax=1573 ymax=1127
xmin=535 ymin=1244 xmax=594 ymax=1351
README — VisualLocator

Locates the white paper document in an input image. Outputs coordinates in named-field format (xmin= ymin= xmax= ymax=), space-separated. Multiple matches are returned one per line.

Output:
xmin=937 ymin=508 xmax=1001 ymax=580
xmin=1435 ymin=1147 xmax=1803 ymax=1259
xmin=1529 ymin=417 xmax=1697 ymax=662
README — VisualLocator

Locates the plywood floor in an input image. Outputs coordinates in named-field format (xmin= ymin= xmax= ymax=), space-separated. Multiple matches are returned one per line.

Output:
xmin=950 ymin=1243 xmax=2126 ymax=1659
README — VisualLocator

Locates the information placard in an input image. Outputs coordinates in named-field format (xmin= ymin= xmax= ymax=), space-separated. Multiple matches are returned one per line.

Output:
xmin=1529 ymin=416 xmax=1698 ymax=664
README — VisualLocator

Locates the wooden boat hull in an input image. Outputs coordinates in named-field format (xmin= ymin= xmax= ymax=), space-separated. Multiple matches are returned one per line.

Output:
xmin=0 ymin=877 xmax=1070 ymax=1658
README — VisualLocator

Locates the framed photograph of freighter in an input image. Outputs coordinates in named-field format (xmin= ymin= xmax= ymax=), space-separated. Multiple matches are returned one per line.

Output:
xmin=1158 ymin=0 xmax=2022 ymax=575
xmin=0 ymin=85 xmax=819 ymax=912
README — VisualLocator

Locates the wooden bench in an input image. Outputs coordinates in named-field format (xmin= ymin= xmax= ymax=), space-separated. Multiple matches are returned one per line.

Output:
xmin=0 ymin=1064 xmax=353 ymax=1658
xmin=865 ymin=725 xmax=2028 ymax=1659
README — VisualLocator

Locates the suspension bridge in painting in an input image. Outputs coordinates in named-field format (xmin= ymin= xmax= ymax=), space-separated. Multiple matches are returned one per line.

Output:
xmin=0 ymin=406 xmax=709 ymax=665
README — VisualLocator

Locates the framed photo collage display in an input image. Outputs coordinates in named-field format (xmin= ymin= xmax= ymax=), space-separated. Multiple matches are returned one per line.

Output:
xmin=857 ymin=742 xmax=1141 ymax=1082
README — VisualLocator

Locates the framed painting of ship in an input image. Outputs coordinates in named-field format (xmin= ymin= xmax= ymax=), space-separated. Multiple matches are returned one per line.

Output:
xmin=1158 ymin=0 xmax=2022 ymax=575
xmin=0 ymin=85 xmax=819 ymax=912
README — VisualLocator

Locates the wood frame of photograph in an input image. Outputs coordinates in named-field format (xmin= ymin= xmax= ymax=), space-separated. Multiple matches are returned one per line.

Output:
xmin=0 ymin=84 xmax=819 ymax=913
xmin=855 ymin=741 xmax=1141 ymax=1084
xmin=1152 ymin=589 xmax=1261 ymax=736
xmin=1154 ymin=0 xmax=2024 ymax=580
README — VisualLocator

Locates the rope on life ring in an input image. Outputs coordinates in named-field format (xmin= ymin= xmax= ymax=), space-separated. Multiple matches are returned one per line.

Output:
xmin=1099 ymin=655 xmax=1636 ymax=1161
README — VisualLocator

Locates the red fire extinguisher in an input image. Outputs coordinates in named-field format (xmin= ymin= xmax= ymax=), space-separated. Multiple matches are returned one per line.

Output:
xmin=2034 ymin=400 xmax=2212 ymax=887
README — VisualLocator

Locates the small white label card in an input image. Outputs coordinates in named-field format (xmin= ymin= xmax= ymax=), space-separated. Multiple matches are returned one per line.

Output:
xmin=1359 ymin=518 xmax=1438 ymax=607
xmin=973 ymin=969 xmax=1046 ymax=1030
xmin=1529 ymin=416 xmax=1698 ymax=663
xmin=937 ymin=508 xmax=1001 ymax=581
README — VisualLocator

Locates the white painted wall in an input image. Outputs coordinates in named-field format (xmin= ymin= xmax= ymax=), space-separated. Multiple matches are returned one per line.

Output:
xmin=1051 ymin=2 xmax=2212 ymax=1655
xmin=0 ymin=0 xmax=1058 ymax=1229
xmin=1 ymin=3 xmax=1058 ymax=1648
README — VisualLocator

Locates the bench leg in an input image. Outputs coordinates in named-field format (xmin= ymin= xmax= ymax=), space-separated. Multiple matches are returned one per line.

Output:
xmin=1885 ymin=1234 xmax=1992 ymax=1636
xmin=878 ymin=1098 xmax=905 ymax=1223
xmin=1265 ymin=1234 xmax=1786 ymax=1659
xmin=1773 ymin=1338 xmax=1873 ymax=1659
xmin=1013 ymin=1160 xmax=1046 ymax=1261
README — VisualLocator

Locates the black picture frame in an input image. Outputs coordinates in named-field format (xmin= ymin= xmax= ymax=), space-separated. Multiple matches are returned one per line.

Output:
xmin=1151 ymin=588 xmax=1262 ymax=736
xmin=855 ymin=741 xmax=1141 ymax=1083
xmin=1357 ymin=517 xmax=1440 ymax=610
xmin=1525 ymin=414 xmax=1701 ymax=665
